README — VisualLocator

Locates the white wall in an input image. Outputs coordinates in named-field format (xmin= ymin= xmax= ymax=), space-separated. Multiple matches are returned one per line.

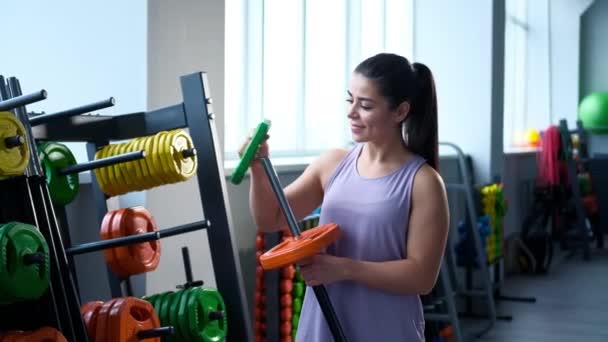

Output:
xmin=550 ymin=0 xmax=594 ymax=127
xmin=145 ymin=0 xmax=226 ymax=295
xmin=414 ymin=0 xmax=501 ymax=184
xmin=1 ymin=1 xmax=147 ymax=160
xmin=2 ymin=1 xmax=148 ymax=299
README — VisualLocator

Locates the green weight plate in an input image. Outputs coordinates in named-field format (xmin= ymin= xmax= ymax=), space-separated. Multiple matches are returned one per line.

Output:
xmin=187 ymin=288 xmax=205 ymax=342
xmin=38 ymin=142 xmax=80 ymax=205
xmin=293 ymin=297 xmax=302 ymax=314
xmin=230 ymin=120 xmax=271 ymax=185
xmin=201 ymin=288 xmax=227 ymax=342
xmin=0 ymin=222 xmax=49 ymax=301
xmin=294 ymin=271 xmax=304 ymax=283
xmin=169 ymin=289 xmax=187 ymax=342
xmin=161 ymin=291 xmax=178 ymax=342
xmin=178 ymin=288 xmax=196 ymax=342
xmin=159 ymin=291 xmax=174 ymax=327
xmin=292 ymin=282 xmax=304 ymax=298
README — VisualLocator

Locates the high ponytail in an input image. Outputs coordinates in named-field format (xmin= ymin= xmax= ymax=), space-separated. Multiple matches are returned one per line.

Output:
xmin=406 ymin=62 xmax=439 ymax=170
xmin=354 ymin=54 xmax=439 ymax=170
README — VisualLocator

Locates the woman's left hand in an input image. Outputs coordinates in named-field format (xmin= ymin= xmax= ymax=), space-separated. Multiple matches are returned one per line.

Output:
xmin=297 ymin=254 xmax=353 ymax=286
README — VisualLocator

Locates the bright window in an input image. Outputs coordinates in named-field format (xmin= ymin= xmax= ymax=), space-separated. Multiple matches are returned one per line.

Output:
xmin=225 ymin=0 xmax=414 ymax=161
xmin=503 ymin=0 xmax=529 ymax=149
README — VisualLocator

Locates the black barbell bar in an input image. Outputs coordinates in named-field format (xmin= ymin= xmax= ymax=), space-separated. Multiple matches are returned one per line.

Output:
xmin=29 ymin=97 xmax=115 ymax=126
xmin=65 ymin=220 xmax=210 ymax=256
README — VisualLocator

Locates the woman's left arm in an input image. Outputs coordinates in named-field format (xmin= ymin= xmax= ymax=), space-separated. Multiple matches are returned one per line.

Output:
xmin=299 ymin=165 xmax=450 ymax=295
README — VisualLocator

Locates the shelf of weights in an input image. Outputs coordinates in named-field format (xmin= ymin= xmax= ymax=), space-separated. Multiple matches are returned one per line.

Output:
xmin=0 ymin=76 xmax=88 ymax=341
xmin=0 ymin=72 xmax=253 ymax=341
xmin=255 ymin=214 xmax=320 ymax=342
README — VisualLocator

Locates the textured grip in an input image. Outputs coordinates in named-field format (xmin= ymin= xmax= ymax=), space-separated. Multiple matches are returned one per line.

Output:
xmin=230 ymin=120 xmax=271 ymax=185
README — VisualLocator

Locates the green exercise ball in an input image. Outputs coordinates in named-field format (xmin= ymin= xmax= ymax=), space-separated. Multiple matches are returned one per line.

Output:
xmin=579 ymin=92 xmax=608 ymax=134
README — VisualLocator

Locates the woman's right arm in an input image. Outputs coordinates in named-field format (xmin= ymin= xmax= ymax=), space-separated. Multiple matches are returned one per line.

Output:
xmin=248 ymin=145 xmax=347 ymax=233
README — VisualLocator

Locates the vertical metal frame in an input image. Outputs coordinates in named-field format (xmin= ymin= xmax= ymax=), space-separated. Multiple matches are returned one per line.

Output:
xmin=180 ymin=72 xmax=254 ymax=341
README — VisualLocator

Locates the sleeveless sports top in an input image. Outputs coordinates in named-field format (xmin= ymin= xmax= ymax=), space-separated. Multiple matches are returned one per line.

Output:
xmin=296 ymin=143 xmax=427 ymax=342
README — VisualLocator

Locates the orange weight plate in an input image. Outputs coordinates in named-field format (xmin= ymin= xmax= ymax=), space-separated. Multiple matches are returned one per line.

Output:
xmin=81 ymin=301 xmax=103 ymax=340
xmin=95 ymin=298 xmax=120 ymax=342
xmin=259 ymin=223 xmax=341 ymax=270
xmin=112 ymin=207 xmax=160 ymax=277
xmin=108 ymin=297 xmax=161 ymax=342
xmin=100 ymin=210 xmax=127 ymax=278
xmin=17 ymin=327 xmax=67 ymax=342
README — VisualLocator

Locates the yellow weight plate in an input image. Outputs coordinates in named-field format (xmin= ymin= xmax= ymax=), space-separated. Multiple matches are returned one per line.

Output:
xmin=160 ymin=130 xmax=180 ymax=184
xmin=0 ymin=112 xmax=30 ymax=178
xmin=143 ymin=135 xmax=161 ymax=188
xmin=93 ymin=148 xmax=105 ymax=191
xmin=152 ymin=132 xmax=171 ymax=185
xmin=97 ymin=145 xmax=112 ymax=195
xmin=171 ymin=130 xmax=198 ymax=181
xmin=154 ymin=131 xmax=170 ymax=184
xmin=106 ymin=144 xmax=119 ymax=196
xmin=122 ymin=140 xmax=138 ymax=192
xmin=128 ymin=138 xmax=144 ymax=191
xmin=117 ymin=142 xmax=132 ymax=194
xmin=133 ymin=136 xmax=149 ymax=191
xmin=113 ymin=142 xmax=128 ymax=195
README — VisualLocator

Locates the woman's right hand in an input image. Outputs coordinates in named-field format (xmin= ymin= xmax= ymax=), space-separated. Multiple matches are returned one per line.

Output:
xmin=238 ymin=131 xmax=270 ymax=168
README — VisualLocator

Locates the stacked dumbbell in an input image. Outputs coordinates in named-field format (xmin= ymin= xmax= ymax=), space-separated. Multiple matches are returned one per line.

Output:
xmin=481 ymin=184 xmax=506 ymax=264
xmin=254 ymin=232 xmax=267 ymax=342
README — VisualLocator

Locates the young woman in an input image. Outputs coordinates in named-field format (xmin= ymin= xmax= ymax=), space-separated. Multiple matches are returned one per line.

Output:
xmin=243 ymin=53 xmax=450 ymax=341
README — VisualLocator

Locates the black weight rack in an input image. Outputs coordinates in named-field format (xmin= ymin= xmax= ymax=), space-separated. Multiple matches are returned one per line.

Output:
xmin=0 ymin=72 xmax=253 ymax=341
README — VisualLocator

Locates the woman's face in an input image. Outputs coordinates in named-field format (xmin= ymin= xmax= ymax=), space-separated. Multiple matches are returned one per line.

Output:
xmin=346 ymin=73 xmax=407 ymax=143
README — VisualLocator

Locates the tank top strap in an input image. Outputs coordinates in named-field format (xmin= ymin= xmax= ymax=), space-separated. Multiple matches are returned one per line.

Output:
xmin=323 ymin=144 xmax=361 ymax=192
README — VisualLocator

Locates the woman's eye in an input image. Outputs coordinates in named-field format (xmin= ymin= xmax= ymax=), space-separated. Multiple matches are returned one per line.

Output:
xmin=346 ymin=98 xmax=353 ymax=104
xmin=361 ymin=105 xmax=372 ymax=110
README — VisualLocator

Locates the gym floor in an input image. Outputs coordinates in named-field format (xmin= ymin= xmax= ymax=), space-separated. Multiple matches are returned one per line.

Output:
xmin=468 ymin=247 xmax=608 ymax=342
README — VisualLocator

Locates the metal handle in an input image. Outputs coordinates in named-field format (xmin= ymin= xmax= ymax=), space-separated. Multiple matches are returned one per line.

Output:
xmin=58 ymin=150 xmax=145 ymax=176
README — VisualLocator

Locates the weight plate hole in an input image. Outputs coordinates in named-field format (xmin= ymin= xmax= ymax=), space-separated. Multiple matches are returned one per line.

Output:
xmin=130 ymin=306 xmax=151 ymax=322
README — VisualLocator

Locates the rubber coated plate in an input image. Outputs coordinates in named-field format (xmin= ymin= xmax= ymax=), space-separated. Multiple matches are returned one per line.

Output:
xmin=231 ymin=120 xmax=271 ymax=185
xmin=153 ymin=133 xmax=169 ymax=186
xmin=110 ymin=297 xmax=161 ymax=342
xmin=113 ymin=142 xmax=129 ymax=195
xmin=107 ymin=297 xmax=128 ymax=342
xmin=201 ymin=288 xmax=228 ymax=342
xmin=95 ymin=298 xmax=119 ymax=342
xmin=93 ymin=147 xmax=108 ymax=195
xmin=142 ymin=135 xmax=161 ymax=188
xmin=158 ymin=131 xmax=177 ymax=184
xmin=178 ymin=288 xmax=196 ymax=341
xmin=38 ymin=142 xmax=80 ymax=205
xmin=0 ymin=112 xmax=30 ymax=177
xmin=169 ymin=289 xmax=187 ymax=341
xmin=0 ymin=222 xmax=50 ymax=301
xmin=188 ymin=288 xmax=209 ymax=341
xmin=168 ymin=129 xmax=197 ymax=182
xmin=81 ymin=301 xmax=103 ymax=339
xmin=109 ymin=209 xmax=133 ymax=277
xmin=123 ymin=207 xmax=160 ymax=275
xmin=260 ymin=223 xmax=341 ymax=270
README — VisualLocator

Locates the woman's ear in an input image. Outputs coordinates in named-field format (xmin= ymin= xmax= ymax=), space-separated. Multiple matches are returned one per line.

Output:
xmin=395 ymin=101 xmax=410 ymax=123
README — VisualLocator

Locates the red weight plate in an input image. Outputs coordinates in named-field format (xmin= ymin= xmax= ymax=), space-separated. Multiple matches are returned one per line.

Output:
xmin=109 ymin=297 xmax=161 ymax=342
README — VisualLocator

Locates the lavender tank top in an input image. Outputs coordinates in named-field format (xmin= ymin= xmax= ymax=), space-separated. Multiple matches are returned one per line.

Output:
xmin=296 ymin=143 xmax=427 ymax=342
